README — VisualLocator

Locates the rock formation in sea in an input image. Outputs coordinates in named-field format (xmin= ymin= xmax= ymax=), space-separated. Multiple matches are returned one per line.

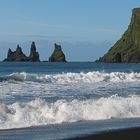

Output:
xmin=98 ymin=8 xmax=140 ymax=63
xmin=4 ymin=42 xmax=40 ymax=62
xmin=28 ymin=42 xmax=40 ymax=62
xmin=49 ymin=43 xmax=66 ymax=62
xmin=4 ymin=45 xmax=27 ymax=61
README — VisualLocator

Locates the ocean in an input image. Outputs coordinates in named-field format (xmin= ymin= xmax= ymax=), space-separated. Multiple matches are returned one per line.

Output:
xmin=0 ymin=62 xmax=140 ymax=140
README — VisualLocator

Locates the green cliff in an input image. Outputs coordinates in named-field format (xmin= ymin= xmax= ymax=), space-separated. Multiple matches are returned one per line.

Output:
xmin=98 ymin=8 xmax=140 ymax=63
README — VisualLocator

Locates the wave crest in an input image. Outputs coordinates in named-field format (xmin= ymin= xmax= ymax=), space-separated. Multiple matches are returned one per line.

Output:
xmin=0 ymin=95 xmax=140 ymax=129
xmin=7 ymin=71 xmax=140 ymax=83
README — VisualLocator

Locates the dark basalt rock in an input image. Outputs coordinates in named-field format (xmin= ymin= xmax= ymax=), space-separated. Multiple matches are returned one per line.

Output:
xmin=4 ymin=42 xmax=40 ymax=62
xmin=98 ymin=8 xmax=140 ymax=63
xmin=28 ymin=42 xmax=40 ymax=62
xmin=49 ymin=43 xmax=66 ymax=62
xmin=4 ymin=45 xmax=27 ymax=61
xmin=114 ymin=53 xmax=122 ymax=63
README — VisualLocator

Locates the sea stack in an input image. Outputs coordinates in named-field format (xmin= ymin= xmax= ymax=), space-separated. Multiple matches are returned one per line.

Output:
xmin=98 ymin=8 xmax=140 ymax=63
xmin=28 ymin=42 xmax=40 ymax=62
xmin=4 ymin=42 xmax=40 ymax=62
xmin=4 ymin=45 xmax=27 ymax=61
xmin=49 ymin=43 xmax=66 ymax=62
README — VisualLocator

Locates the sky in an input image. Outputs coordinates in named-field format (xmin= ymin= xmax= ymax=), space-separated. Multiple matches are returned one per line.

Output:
xmin=0 ymin=0 xmax=140 ymax=61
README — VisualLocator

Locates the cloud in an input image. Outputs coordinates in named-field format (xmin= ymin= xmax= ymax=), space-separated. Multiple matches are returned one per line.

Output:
xmin=0 ymin=18 xmax=121 ymax=43
xmin=8 ymin=19 xmax=120 ymax=34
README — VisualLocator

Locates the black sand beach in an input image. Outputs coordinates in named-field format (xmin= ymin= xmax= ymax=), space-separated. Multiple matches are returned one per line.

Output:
xmin=0 ymin=118 xmax=140 ymax=140
xmin=68 ymin=127 xmax=140 ymax=140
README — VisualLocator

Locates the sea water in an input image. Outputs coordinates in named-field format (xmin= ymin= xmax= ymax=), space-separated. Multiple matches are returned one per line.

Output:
xmin=0 ymin=62 xmax=140 ymax=139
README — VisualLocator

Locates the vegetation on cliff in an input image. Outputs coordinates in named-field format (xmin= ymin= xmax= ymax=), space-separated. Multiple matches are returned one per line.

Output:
xmin=98 ymin=8 xmax=140 ymax=63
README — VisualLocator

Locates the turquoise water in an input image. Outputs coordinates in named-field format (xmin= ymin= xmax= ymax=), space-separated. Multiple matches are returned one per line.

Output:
xmin=0 ymin=62 xmax=140 ymax=139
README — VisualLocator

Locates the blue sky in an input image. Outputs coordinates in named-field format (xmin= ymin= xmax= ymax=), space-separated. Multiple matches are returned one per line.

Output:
xmin=0 ymin=0 xmax=140 ymax=61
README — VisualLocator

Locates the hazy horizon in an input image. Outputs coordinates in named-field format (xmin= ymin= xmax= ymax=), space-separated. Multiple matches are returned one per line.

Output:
xmin=0 ymin=40 xmax=112 ymax=61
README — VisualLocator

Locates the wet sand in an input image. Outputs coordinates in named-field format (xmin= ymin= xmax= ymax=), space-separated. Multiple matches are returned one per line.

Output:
xmin=68 ymin=127 xmax=140 ymax=140
xmin=0 ymin=119 xmax=140 ymax=140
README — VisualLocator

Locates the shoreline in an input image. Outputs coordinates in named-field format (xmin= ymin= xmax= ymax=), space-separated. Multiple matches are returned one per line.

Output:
xmin=67 ymin=127 xmax=140 ymax=140
xmin=0 ymin=118 xmax=140 ymax=139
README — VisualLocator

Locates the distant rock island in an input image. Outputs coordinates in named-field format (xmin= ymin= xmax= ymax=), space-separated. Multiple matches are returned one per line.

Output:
xmin=4 ymin=42 xmax=40 ymax=62
xmin=49 ymin=43 xmax=66 ymax=62
xmin=98 ymin=8 xmax=140 ymax=63
xmin=4 ymin=42 xmax=66 ymax=62
xmin=29 ymin=42 xmax=40 ymax=62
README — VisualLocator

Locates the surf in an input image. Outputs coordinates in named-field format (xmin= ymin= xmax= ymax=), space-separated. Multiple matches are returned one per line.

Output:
xmin=0 ymin=95 xmax=140 ymax=129
xmin=2 ymin=71 xmax=140 ymax=83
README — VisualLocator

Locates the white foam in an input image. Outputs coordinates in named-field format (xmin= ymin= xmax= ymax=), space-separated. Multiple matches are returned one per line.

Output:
xmin=8 ymin=71 xmax=140 ymax=83
xmin=0 ymin=95 xmax=140 ymax=129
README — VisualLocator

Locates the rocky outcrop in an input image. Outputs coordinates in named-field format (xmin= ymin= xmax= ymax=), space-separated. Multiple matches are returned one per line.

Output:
xmin=4 ymin=45 xmax=27 ymax=61
xmin=49 ymin=43 xmax=66 ymax=62
xmin=4 ymin=42 xmax=40 ymax=62
xmin=28 ymin=42 xmax=40 ymax=62
xmin=98 ymin=8 xmax=140 ymax=63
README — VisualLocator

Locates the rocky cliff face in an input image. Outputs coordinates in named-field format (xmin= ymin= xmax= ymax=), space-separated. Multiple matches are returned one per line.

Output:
xmin=4 ymin=42 xmax=40 ymax=62
xmin=49 ymin=43 xmax=66 ymax=62
xmin=98 ymin=8 xmax=140 ymax=63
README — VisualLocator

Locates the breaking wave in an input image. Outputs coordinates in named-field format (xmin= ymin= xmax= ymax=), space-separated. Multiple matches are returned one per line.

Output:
xmin=4 ymin=71 xmax=140 ymax=83
xmin=0 ymin=95 xmax=140 ymax=129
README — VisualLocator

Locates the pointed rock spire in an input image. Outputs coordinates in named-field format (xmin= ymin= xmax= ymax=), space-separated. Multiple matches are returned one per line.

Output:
xmin=29 ymin=42 xmax=40 ymax=62
xmin=49 ymin=43 xmax=66 ymax=62
xmin=16 ymin=44 xmax=23 ymax=55
xmin=4 ymin=44 xmax=27 ymax=61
